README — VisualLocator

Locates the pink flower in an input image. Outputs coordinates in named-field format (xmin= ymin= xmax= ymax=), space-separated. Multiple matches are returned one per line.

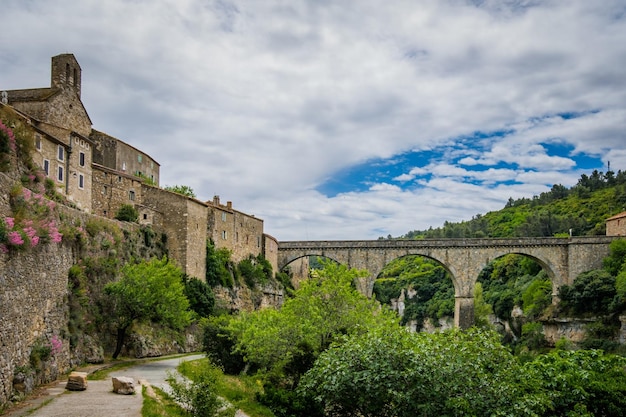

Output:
xmin=22 ymin=188 xmax=32 ymax=200
xmin=30 ymin=236 xmax=40 ymax=247
xmin=8 ymin=231 xmax=24 ymax=246
xmin=23 ymin=226 xmax=37 ymax=239
xmin=50 ymin=335 xmax=63 ymax=356
xmin=0 ymin=244 xmax=8 ymax=254
xmin=4 ymin=217 xmax=14 ymax=229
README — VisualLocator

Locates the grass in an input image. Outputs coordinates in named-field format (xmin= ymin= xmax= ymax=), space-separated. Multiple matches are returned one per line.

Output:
xmin=141 ymin=385 xmax=188 ymax=417
xmin=178 ymin=359 xmax=276 ymax=417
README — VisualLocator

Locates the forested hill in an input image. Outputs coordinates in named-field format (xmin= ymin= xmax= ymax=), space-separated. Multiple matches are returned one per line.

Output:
xmin=398 ymin=169 xmax=626 ymax=239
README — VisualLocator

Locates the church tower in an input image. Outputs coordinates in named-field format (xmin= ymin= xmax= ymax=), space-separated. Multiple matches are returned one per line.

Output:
xmin=51 ymin=54 xmax=82 ymax=98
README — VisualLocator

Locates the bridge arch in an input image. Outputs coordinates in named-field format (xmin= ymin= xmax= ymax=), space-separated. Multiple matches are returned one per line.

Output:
xmin=278 ymin=237 xmax=615 ymax=328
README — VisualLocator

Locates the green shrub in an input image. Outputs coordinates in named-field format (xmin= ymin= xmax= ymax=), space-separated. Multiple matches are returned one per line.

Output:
xmin=167 ymin=361 xmax=227 ymax=417
xmin=114 ymin=204 xmax=138 ymax=222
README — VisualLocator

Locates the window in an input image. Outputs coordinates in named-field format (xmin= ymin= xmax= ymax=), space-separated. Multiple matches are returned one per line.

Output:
xmin=35 ymin=135 xmax=41 ymax=150
xmin=129 ymin=190 xmax=136 ymax=201
xmin=57 ymin=166 xmax=64 ymax=182
xmin=118 ymin=176 xmax=123 ymax=182
xmin=79 ymin=151 xmax=85 ymax=167
xmin=221 ymin=212 xmax=227 ymax=222
xmin=143 ymin=213 xmax=148 ymax=220
xmin=102 ymin=185 xmax=108 ymax=195
xmin=122 ymin=162 xmax=126 ymax=171
xmin=78 ymin=174 xmax=84 ymax=189
xmin=43 ymin=159 xmax=50 ymax=176
xmin=57 ymin=145 xmax=64 ymax=161
xmin=138 ymin=154 xmax=143 ymax=163
xmin=222 ymin=230 xmax=228 ymax=240
xmin=257 ymin=236 xmax=261 ymax=248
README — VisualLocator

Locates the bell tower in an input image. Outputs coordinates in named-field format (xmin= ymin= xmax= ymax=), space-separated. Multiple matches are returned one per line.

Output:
xmin=51 ymin=54 xmax=82 ymax=98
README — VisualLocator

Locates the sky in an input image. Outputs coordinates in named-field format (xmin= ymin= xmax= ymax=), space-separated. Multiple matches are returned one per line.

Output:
xmin=1 ymin=0 xmax=625 ymax=241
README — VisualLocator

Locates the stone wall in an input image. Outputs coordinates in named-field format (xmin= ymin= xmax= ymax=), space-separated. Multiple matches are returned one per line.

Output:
xmin=142 ymin=185 xmax=208 ymax=279
xmin=92 ymin=164 xmax=143 ymax=219
xmin=0 ymin=236 xmax=74 ymax=406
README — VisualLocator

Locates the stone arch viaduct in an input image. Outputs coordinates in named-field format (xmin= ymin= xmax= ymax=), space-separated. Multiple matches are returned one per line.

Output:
xmin=278 ymin=236 xmax=617 ymax=329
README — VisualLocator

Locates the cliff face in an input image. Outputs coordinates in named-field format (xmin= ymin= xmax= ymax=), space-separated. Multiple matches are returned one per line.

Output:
xmin=213 ymin=283 xmax=284 ymax=313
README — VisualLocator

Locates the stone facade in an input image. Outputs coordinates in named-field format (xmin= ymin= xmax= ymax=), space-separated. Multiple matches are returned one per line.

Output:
xmin=207 ymin=196 xmax=264 ymax=262
xmin=92 ymin=163 xmax=144 ymax=219
xmin=606 ymin=211 xmax=626 ymax=236
xmin=141 ymin=186 xmax=208 ymax=279
xmin=90 ymin=129 xmax=160 ymax=184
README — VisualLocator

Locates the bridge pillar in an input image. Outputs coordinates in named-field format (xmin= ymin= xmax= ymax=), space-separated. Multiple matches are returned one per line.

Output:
xmin=455 ymin=297 xmax=474 ymax=329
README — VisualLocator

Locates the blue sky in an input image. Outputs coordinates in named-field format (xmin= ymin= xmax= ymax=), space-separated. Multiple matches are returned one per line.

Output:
xmin=1 ymin=0 xmax=625 ymax=240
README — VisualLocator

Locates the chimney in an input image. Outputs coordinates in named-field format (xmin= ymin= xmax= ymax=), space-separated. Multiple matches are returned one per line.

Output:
xmin=227 ymin=201 xmax=232 ymax=209
xmin=213 ymin=195 xmax=220 ymax=205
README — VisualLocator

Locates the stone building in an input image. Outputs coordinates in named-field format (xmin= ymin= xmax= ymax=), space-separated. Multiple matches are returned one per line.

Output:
xmin=606 ymin=211 xmax=626 ymax=236
xmin=208 ymin=196 xmax=265 ymax=262
xmin=1 ymin=53 xmax=278 ymax=279
xmin=90 ymin=129 xmax=160 ymax=185
xmin=2 ymin=54 xmax=94 ymax=212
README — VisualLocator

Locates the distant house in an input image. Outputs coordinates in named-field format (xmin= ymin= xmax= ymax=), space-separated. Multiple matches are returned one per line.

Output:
xmin=606 ymin=211 xmax=626 ymax=236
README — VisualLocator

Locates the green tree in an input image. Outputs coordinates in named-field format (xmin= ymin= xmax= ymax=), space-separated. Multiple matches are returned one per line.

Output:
xmin=603 ymin=238 xmax=626 ymax=276
xmin=104 ymin=257 xmax=191 ymax=358
xmin=114 ymin=204 xmax=138 ymax=222
xmin=300 ymin=327 xmax=549 ymax=417
xmin=164 ymin=184 xmax=196 ymax=198
xmin=205 ymin=239 xmax=234 ymax=287
xmin=525 ymin=349 xmax=626 ymax=416
xmin=558 ymin=270 xmax=616 ymax=316
xmin=229 ymin=259 xmax=397 ymax=377
xmin=182 ymin=275 xmax=215 ymax=318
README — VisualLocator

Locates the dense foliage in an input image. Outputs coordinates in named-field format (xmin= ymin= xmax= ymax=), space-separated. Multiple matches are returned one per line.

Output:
xmin=114 ymin=203 xmax=139 ymax=222
xmin=104 ymin=257 xmax=192 ymax=358
xmin=397 ymin=170 xmax=626 ymax=239
xmin=164 ymin=184 xmax=196 ymax=198
xmin=373 ymin=256 xmax=454 ymax=329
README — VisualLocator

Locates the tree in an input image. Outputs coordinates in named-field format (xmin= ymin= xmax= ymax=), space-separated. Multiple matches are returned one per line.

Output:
xmin=114 ymin=204 xmax=138 ymax=222
xmin=228 ymin=259 xmax=397 ymax=373
xmin=104 ymin=257 xmax=191 ymax=358
xmin=299 ymin=327 xmax=549 ymax=417
xmin=182 ymin=275 xmax=215 ymax=318
xmin=164 ymin=184 xmax=196 ymax=198
xmin=558 ymin=270 xmax=616 ymax=316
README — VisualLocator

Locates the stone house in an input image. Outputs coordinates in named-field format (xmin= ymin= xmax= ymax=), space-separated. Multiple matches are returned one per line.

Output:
xmin=2 ymin=54 xmax=94 ymax=212
xmin=606 ymin=211 xmax=626 ymax=236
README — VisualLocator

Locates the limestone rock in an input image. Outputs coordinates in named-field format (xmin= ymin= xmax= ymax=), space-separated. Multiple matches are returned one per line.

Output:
xmin=65 ymin=371 xmax=88 ymax=391
xmin=112 ymin=376 xmax=135 ymax=395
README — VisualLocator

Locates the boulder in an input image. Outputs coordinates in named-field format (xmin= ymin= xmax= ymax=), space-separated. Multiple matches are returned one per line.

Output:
xmin=65 ymin=371 xmax=88 ymax=391
xmin=112 ymin=376 xmax=135 ymax=395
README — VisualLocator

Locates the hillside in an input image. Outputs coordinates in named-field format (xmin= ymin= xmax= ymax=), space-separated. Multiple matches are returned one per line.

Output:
xmin=398 ymin=169 xmax=626 ymax=239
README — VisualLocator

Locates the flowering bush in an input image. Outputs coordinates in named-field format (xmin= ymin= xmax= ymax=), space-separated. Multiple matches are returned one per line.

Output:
xmin=0 ymin=185 xmax=63 ymax=253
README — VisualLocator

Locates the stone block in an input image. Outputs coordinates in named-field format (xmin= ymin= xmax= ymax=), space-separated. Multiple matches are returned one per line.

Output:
xmin=65 ymin=371 xmax=88 ymax=391
xmin=112 ymin=376 xmax=135 ymax=395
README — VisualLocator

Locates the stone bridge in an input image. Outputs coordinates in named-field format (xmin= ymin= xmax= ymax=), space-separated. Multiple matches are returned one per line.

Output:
xmin=278 ymin=236 xmax=617 ymax=328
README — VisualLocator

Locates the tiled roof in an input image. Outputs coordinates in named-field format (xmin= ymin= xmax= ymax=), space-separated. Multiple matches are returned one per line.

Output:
xmin=606 ymin=211 xmax=626 ymax=221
